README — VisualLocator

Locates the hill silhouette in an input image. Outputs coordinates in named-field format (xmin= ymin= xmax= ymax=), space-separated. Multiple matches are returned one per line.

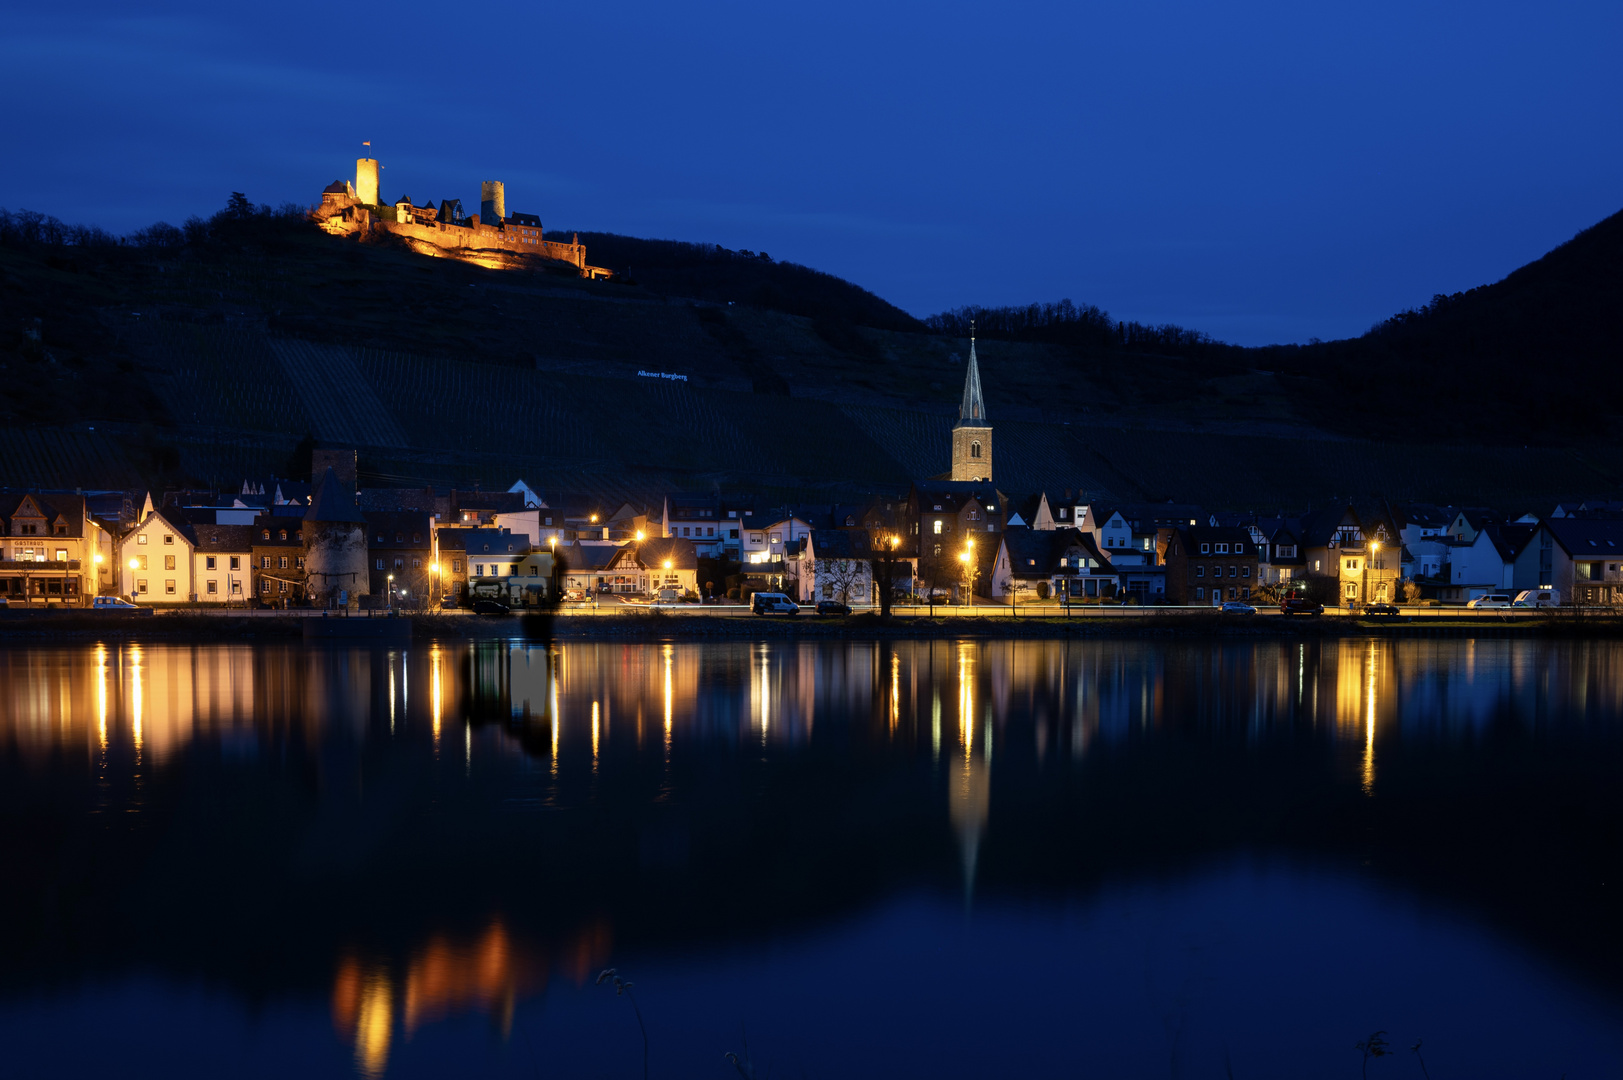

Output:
xmin=0 ymin=196 xmax=1619 ymax=508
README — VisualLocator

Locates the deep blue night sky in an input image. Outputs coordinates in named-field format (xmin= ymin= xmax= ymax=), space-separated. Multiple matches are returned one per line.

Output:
xmin=3 ymin=1 xmax=1620 ymax=344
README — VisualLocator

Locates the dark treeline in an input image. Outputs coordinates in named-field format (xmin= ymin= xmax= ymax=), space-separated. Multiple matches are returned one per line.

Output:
xmin=562 ymin=231 xmax=924 ymax=333
xmin=924 ymin=298 xmax=1241 ymax=358
xmin=0 ymin=194 xmax=309 ymax=254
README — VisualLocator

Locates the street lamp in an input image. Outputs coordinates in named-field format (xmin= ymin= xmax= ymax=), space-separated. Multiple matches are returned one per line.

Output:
xmin=128 ymin=558 xmax=139 ymax=570
xmin=387 ymin=573 xmax=394 ymax=611
xmin=635 ymin=530 xmax=645 ymax=542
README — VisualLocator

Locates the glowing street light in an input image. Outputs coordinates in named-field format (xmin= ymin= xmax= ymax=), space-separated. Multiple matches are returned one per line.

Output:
xmin=635 ymin=530 xmax=645 ymax=542
xmin=127 ymin=558 xmax=139 ymax=570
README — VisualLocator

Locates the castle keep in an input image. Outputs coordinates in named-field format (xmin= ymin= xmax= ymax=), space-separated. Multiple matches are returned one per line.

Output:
xmin=315 ymin=156 xmax=612 ymax=279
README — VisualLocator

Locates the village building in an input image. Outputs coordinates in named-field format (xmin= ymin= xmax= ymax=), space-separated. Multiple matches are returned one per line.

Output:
xmin=251 ymin=518 xmax=306 ymax=606
xmin=1514 ymin=519 xmax=1623 ymax=605
xmin=118 ymin=508 xmax=196 ymax=603
xmin=366 ymin=511 xmax=435 ymax=607
xmin=991 ymin=527 xmax=1117 ymax=604
xmin=0 ymin=492 xmax=110 ymax=606
xmin=803 ymin=530 xmax=876 ymax=605
xmin=190 ymin=524 xmax=255 ymax=604
xmin=1158 ymin=526 xmax=1260 ymax=605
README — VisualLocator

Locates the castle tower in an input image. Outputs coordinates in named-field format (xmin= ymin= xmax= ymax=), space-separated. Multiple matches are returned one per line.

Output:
xmin=480 ymin=181 xmax=506 ymax=225
xmin=356 ymin=158 xmax=380 ymax=205
xmin=303 ymin=466 xmax=369 ymax=610
xmin=950 ymin=327 xmax=992 ymax=482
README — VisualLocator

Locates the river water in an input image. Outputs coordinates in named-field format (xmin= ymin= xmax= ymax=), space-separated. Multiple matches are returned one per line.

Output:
xmin=1 ymin=636 xmax=1621 ymax=1078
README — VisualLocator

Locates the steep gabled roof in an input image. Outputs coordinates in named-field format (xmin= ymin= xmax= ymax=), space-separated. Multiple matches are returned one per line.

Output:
xmin=304 ymin=468 xmax=365 ymax=524
xmin=636 ymin=536 xmax=698 ymax=571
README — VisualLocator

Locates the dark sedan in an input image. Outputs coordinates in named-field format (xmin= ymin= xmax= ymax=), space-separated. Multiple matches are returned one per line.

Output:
xmin=472 ymin=600 xmax=511 ymax=616
xmin=1363 ymin=603 xmax=1401 ymax=617
xmin=815 ymin=600 xmax=853 ymax=616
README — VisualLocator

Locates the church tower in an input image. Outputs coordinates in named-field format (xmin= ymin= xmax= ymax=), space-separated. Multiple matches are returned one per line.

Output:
xmin=951 ymin=327 xmax=992 ymax=481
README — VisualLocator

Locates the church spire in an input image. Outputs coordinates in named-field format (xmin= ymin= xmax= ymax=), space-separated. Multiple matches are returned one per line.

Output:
xmin=957 ymin=321 xmax=987 ymax=425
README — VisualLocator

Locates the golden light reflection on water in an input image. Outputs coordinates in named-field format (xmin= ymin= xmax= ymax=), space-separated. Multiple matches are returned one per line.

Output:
xmin=9 ymin=638 xmax=1623 ymax=820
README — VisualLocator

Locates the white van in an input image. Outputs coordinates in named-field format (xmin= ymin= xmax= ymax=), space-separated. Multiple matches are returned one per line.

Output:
xmin=1513 ymin=589 xmax=1561 ymax=608
xmin=751 ymin=592 xmax=800 ymax=616
xmin=1466 ymin=593 xmax=1514 ymax=609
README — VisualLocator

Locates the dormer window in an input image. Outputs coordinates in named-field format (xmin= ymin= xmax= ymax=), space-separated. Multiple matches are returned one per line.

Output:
xmin=279 ymin=530 xmax=287 ymax=541
xmin=1216 ymin=543 xmax=1228 ymax=553
xmin=1200 ymin=543 xmax=1210 ymax=554
xmin=413 ymin=533 xmax=421 ymax=543
xmin=262 ymin=529 xmax=270 ymax=540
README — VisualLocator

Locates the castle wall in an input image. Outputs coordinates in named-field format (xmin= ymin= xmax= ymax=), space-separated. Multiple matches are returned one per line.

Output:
xmin=315 ymin=188 xmax=607 ymax=277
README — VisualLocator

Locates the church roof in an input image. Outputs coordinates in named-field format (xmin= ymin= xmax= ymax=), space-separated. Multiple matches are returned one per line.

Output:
xmin=955 ymin=333 xmax=989 ymax=429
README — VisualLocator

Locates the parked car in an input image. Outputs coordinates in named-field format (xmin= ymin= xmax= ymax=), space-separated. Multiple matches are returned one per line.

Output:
xmin=751 ymin=592 xmax=800 ymax=616
xmin=1363 ymin=603 xmax=1401 ymax=617
xmin=1280 ymin=595 xmax=1323 ymax=616
xmin=1467 ymin=594 xmax=1514 ymax=609
xmin=815 ymin=600 xmax=852 ymax=616
xmin=472 ymin=599 xmax=511 ymax=616
xmin=1513 ymin=589 xmax=1561 ymax=608
xmin=92 ymin=596 xmax=152 ymax=615
xmin=1220 ymin=601 xmax=1256 ymax=616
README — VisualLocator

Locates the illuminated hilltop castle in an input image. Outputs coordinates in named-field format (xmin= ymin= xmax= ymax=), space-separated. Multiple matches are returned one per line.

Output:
xmin=315 ymin=156 xmax=612 ymax=279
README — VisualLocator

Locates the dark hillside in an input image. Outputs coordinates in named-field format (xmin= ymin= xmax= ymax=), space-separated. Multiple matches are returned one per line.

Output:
xmin=0 ymin=196 xmax=1619 ymax=508
xmin=1258 ymin=205 xmax=1623 ymax=441
xmin=562 ymin=231 xmax=924 ymax=333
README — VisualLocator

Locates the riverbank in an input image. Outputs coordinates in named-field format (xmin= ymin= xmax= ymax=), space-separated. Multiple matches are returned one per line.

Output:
xmin=3 ymin=609 xmax=1622 ymax=642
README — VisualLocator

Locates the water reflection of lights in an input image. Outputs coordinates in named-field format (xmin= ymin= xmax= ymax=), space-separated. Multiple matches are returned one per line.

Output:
xmin=430 ymin=645 xmax=443 ymax=750
xmin=333 ymin=919 xmax=607 ymax=1076
xmin=1363 ymin=642 xmax=1378 ymax=796
xmin=95 ymin=643 xmax=108 ymax=750
xmin=663 ymin=644 xmax=674 ymax=754
xmin=958 ymin=644 xmax=974 ymax=756
xmin=129 ymin=644 xmax=143 ymax=757
xmin=591 ymin=700 xmax=600 ymax=771
xmin=332 ymin=958 xmax=393 ymax=1080
xmin=890 ymin=651 xmax=900 ymax=736
xmin=760 ymin=646 xmax=770 ymax=741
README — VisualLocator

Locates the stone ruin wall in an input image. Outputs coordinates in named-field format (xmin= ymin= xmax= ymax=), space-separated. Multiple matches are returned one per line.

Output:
xmin=303 ymin=521 xmax=370 ymax=608
xmin=317 ymin=193 xmax=588 ymax=270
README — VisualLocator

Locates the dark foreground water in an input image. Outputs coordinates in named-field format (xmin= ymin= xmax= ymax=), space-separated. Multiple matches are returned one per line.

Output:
xmin=2 ymin=637 xmax=1622 ymax=1078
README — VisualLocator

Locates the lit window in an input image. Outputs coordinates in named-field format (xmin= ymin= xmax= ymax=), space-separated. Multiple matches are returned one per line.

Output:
xmin=933 ymin=520 xmax=943 ymax=535
xmin=138 ymin=534 xmax=148 ymax=545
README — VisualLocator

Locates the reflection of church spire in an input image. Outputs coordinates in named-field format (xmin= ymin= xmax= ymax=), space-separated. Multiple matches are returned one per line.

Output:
xmin=957 ymin=321 xmax=987 ymax=426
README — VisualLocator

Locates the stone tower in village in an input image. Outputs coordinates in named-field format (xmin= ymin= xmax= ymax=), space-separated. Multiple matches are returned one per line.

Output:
xmin=950 ymin=328 xmax=992 ymax=482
